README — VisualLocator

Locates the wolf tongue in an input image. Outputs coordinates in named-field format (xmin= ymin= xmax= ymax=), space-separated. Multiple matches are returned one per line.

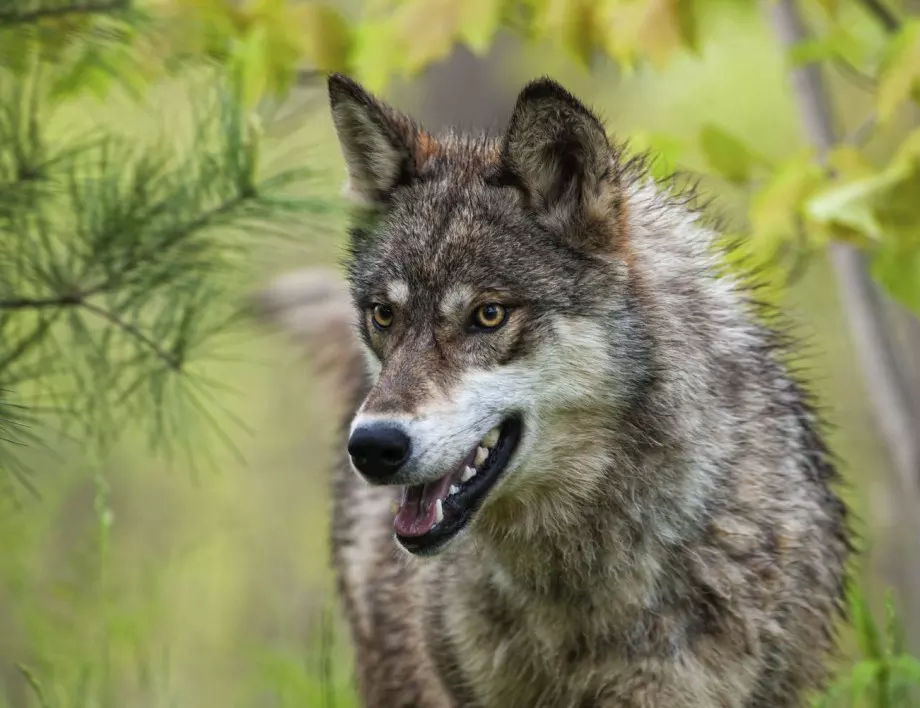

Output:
xmin=393 ymin=474 xmax=453 ymax=537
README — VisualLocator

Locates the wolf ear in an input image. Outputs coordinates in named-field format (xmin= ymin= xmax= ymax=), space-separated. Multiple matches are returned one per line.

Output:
xmin=499 ymin=78 xmax=618 ymax=234
xmin=328 ymin=74 xmax=435 ymax=205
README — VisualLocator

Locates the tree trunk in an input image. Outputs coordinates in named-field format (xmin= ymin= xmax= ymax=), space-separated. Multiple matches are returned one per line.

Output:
xmin=765 ymin=0 xmax=920 ymax=652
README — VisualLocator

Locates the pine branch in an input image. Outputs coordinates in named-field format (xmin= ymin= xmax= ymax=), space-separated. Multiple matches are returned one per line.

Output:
xmin=0 ymin=0 xmax=130 ymax=27
xmin=0 ymin=294 xmax=82 ymax=310
xmin=0 ymin=388 xmax=41 ymax=496
xmin=0 ymin=315 xmax=58 ymax=382
xmin=0 ymin=189 xmax=256 ymax=313
xmin=0 ymin=186 xmax=259 ymax=374
xmin=0 ymin=295 xmax=182 ymax=369
xmin=0 ymin=61 xmax=332 ymax=481
xmin=80 ymin=191 xmax=256 ymax=300
xmin=79 ymin=301 xmax=181 ymax=370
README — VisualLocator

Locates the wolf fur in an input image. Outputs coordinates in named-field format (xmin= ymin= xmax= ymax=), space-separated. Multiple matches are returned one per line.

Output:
xmin=253 ymin=74 xmax=852 ymax=707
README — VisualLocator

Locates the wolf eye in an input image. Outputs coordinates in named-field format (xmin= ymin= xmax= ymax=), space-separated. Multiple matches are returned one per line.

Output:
xmin=472 ymin=303 xmax=507 ymax=330
xmin=372 ymin=304 xmax=394 ymax=330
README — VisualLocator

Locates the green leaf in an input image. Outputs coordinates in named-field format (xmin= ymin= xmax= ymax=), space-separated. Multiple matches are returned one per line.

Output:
xmin=787 ymin=31 xmax=857 ymax=67
xmin=295 ymin=3 xmax=354 ymax=73
xmin=806 ymin=129 xmax=920 ymax=246
xmin=719 ymin=231 xmax=790 ymax=307
xmin=234 ymin=25 xmax=270 ymax=108
xmin=458 ymin=0 xmax=504 ymax=54
xmin=871 ymin=241 xmax=920 ymax=318
xmin=598 ymin=0 xmax=642 ymax=67
xmin=598 ymin=0 xmax=697 ymax=69
xmin=788 ymin=38 xmax=835 ymax=67
xmin=827 ymin=145 xmax=876 ymax=179
xmin=813 ymin=0 xmax=839 ymax=16
xmin=16 ymin=665 xmax=50 ymax=708
xmin=700 ymin=125 xmax=767 ymax=185
xmin=884 ymin=590 xmax=905 ymax=656
xmin=629 ymin=131 xmax=685 ymax=181
xmin=748 ymin=150 xmax=823 ymax=251
xmin=350 ymin=20 xmax=401 ymax=93
xmin=637 ymin=0 xmax=694 ymax=68
xmin=398 ymin=0 xmax=461 ymax=74
xmin=848 ymin=659 xmax=882 ymax=698
xmin=788 ymin=23 xmax=873 ymax=70
xmin=891 ymin=654 xmax=920 ymax=683
xmin=849 ymin=587 xmax=885 ymax=660
xmin=534 ymin=0 xmax=599 ymax=69
xmin=878 ymin=20 xmax=920 ymax=123
xmin=675 ymin=0 xmax=700 ymax=54
xmin=806 ymin=176 xmax=891 ymax=242
xmin=563 ymin=0 xmax=600 ymax=68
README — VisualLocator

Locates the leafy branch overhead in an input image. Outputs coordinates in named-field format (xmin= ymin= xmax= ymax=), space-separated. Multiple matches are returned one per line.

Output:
xmin=168 ymin=0 xmax=920 ymax=317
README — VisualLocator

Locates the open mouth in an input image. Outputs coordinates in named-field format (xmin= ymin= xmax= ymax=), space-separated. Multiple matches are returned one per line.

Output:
xmin=394 ymin=416 xmax=522 ymax=555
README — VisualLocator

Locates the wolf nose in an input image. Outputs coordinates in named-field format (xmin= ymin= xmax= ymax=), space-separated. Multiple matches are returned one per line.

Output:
xmin=347 ymin=424 xmax=411 ymax=481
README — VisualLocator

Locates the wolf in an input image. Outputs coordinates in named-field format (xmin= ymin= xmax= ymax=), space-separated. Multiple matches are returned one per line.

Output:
xmin=253 ymin=74 xmax=853 ymax=707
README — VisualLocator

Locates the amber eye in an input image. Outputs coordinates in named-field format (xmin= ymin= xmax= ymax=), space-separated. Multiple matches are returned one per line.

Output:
xmin=472 ymin=303 xmax=507 ymax=330
xmin=372 ymin=304 xmax=394 ymax=330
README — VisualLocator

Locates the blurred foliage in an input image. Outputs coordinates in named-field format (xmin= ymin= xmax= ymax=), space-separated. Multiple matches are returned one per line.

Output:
xmin=161 ymin=0 xmax=920 ymax=315
xmin=0 ymin=0 xmax=157 ymax=98
xmin=816 ymin=590 xmax=920 ymax=706
xmin=1 ymin=0 xmax=920 ymax=706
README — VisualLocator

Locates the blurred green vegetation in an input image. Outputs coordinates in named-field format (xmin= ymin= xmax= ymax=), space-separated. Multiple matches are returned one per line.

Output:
xmin=2 ymin=0 xmax=920 ymax=706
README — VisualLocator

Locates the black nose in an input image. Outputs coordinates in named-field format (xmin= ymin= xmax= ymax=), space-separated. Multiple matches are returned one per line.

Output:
xmin=347 ymin=424 xmax=411 ymax=482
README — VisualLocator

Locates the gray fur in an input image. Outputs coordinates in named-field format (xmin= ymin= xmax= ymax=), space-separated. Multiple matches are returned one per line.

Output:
xmin=254 ymin=74 xmax=852 ymax=707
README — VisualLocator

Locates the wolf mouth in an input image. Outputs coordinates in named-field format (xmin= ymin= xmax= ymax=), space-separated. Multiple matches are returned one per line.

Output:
xmin=394 ymin=416 xmax=523 ymax=555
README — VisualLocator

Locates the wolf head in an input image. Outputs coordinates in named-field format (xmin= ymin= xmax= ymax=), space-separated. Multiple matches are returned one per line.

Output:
xmin=330 ymin=74 xmax=653 ymax=556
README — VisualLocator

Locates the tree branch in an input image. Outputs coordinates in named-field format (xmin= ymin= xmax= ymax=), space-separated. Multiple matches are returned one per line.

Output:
xmin=765 ymin=0 xmax=920 ymax=647
xmin=79 ymin=300 xmax=181 ymax=371
xmin=0 ymin=184 xmax=257 ymax=380
xmin=0 ymin=314 xmax=60 ymax=376
xmin=859 ymin=0 xmax=901 ymax=33
xmin=0 ymin=294 xmax=83 ymax=310
xmin=831 ymin=57 xmax=876 ymax=92
xmin=0 ymin=293 xmax=180 ymax=370
xmin=846 ymin=112 xmax=877 ymax=146
xmin=0 ymin=188 xmax=251 ymax=314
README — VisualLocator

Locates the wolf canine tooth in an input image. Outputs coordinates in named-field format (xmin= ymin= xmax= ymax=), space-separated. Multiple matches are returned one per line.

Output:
xmin=435 ymin=499 xmax=444 ymax=524
xmin=474 ymin=446 xmax=488 ymax=467
xmin=449 ymin=485 xmax=460 ymax=496
xmin=461 ymin=466 xmax=476 ymax=483
xmin=482 ymin=427 xmax=500 ymax=448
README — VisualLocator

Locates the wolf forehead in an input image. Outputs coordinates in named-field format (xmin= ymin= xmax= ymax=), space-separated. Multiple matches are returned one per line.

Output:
xmin=348 ymin=185 xmax=567 ymax=300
